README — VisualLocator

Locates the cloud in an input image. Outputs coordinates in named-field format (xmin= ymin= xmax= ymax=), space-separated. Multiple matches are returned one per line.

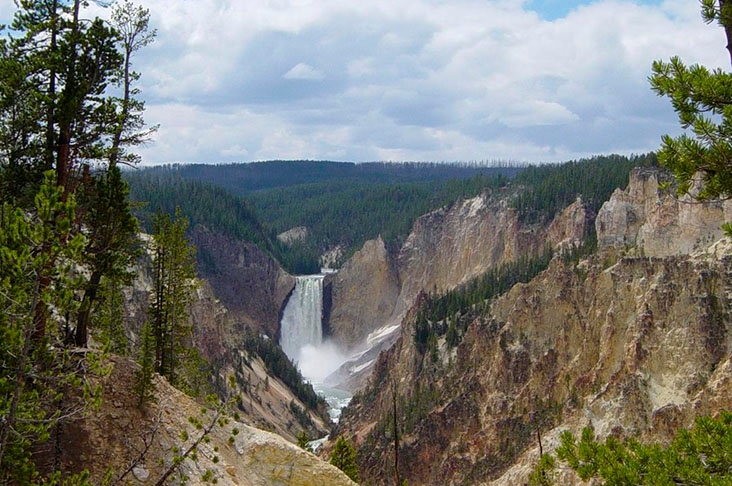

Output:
xmin=63 ymin=0 xmax=730 ymax=164
xmin=283 ymin=62 xmax=324 ymax=80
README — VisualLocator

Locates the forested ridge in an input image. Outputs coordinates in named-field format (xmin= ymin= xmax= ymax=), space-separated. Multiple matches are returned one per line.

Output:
xmin=126 ymin=162 xmax=517 ymax=272
xmin=126 ymin=153 xmax=656 ymax=274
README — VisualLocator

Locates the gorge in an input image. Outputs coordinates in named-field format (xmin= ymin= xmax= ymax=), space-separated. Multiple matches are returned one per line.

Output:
xmin=113 ymin=157 xmax=732 ymax=484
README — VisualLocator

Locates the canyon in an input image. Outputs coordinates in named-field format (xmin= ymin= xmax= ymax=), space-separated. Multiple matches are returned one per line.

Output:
xmin=111 ymin=165 xmax=732 ymax=484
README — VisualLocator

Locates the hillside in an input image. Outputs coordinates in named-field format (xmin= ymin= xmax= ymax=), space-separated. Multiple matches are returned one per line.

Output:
xmin=40 ymin=354 xmax=355 ymax=485
xmin=126 ymin=155 xmax=655 ymax=275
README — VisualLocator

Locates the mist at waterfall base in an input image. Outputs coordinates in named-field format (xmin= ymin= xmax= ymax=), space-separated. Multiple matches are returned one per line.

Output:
xmin=279 ymin=275 xmax=351 ymax=422
xmin=296 ymin=341 xmax=347 ymax=384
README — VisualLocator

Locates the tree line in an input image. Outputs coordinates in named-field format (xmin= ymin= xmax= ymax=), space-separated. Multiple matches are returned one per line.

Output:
xmin=126 ymin=153 xmax=656 ymax=276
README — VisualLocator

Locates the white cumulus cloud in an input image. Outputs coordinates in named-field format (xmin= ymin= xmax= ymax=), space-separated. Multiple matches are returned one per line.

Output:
xmin=53 ymin=0 xmax=731 ymax=164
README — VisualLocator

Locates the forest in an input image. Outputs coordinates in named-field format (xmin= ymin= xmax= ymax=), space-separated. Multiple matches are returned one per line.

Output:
xmin=126 ymin=153 xmax=656 ymax=275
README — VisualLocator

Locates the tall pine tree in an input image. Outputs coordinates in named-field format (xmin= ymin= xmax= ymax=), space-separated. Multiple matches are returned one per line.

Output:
xmin=149 ymin=209 xmax=198 ymax=388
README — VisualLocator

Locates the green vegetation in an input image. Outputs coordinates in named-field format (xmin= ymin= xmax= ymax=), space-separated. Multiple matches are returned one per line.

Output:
xmin=531 ymin=411 xmax=732 ymax=485
xmin=133 ymin=209 xmax=209 ymax=402
xmin=0 ymin=2 xmax=245 ymax=482
xmin=127 ymin=174 xmax=276 ymax=253
xmin=0 ymin=0 xmax=156 ymax=480
xmin=513 ymin=153 xmax=657 ymax=224
xmin=126 ymin=153 xmax=651 ymax=275
xmin=126 ymin=163 xmax=514 ymax=273
xmin=330 ymin=435 xmax=360 ymax=482
xmin=138 ymin=159 xmax=522 ymax=194
xmin=0 ymin=174 xmax=92 ymax=484
xmin=296 ymin=430 xmax=313 ymax=452
xmin=247 ymin=173 xmax=509 ymax=265
xmin=650 ymin=1 xmax=732 ymax=203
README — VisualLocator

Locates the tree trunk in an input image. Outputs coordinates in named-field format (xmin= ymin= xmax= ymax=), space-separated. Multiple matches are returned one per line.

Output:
xmin=75 ymin=270 xmax=102 ymax=347
xmin=721 ymin=0 xmax=732 ymax=66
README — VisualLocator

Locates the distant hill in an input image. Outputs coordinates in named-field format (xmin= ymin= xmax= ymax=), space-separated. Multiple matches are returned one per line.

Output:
xmin=125 ymin=161 xmax=521 ymax=273
xmin=134 ymin=160 xmax=523 ymax=195
xmin=125 ymin=155 xmax=656 ymax=274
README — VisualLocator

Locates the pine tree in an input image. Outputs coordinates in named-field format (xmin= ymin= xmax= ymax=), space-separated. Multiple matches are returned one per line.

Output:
xmin=650 ymin=0 xmax=732 ymax=203
xmin=330 ymin=436 xmax=360 ymax=483
xmin=135 ymin=321 xmax=157 ymax=407
xmin=532 ymin=411 xmax=732 ymax=485
xmin=149 ymin=209 xmax=198 ymax=389
xmin=0 ymin=173 xmax=86 ymax=483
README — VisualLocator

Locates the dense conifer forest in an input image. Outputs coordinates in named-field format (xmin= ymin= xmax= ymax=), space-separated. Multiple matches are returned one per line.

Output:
xmin=126 ymin=154 xmax=656 ymax=275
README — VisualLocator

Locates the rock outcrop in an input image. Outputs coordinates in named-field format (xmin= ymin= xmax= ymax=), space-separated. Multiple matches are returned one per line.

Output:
xmin=326 ymin=237 xmax=400 ymax=347
xmin=277 ymin=226 xmax=309 ymax=245
xmin=596 ymin=167 xmax=732 ymax=256
xmin=189 ymin=225 xmax=295 ymax=339
xmin=49 ymin=355 xmax=354 ymax=486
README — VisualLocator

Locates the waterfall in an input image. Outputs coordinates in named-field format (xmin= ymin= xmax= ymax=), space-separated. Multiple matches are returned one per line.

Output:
xmin=280 ymin=275 xmax=325 ymax=366
xmin=279 ymin=274 xmax=352 ymax=424
xmin=279 ymin=274 xmax=347 ymax=383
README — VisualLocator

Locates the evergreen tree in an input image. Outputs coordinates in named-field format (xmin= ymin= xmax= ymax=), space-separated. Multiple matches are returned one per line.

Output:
xmin=149 ymin=209 xmax=198 ymax=388
xmin=135 ymin=321 xmax=156 ymax=407
xmin=0 ymin=173 xmax=86 ymax=483
xmin=75 ymin=165 xmax=139 ymax=346
xmin=0 ymin=0 xmax=155 ymax=341
xmin=108 ymin=0 xmax=157 ymax=168
xmin=532 ymin=411 xmax=732 ymax=485
xmin=96 ymin=275 xmax=129 ymax=354
xmin=650 ymin=0 xmax=732 ymax=202
xmin=330 ymin=436 xmax=360 ymax=483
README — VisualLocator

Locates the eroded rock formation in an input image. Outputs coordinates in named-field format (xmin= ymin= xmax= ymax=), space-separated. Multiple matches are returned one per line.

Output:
xmin=189 ymin=226 xmax=295 ymax=339
xmin=334 ymin=167 xmax=732 ymax=484
xmin=327 ymin=191 xmax=592 ymax=362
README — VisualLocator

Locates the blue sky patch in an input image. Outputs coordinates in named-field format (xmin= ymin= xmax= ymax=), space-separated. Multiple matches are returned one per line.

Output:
xmin=528 ymin=0 xmax=664 ymax=21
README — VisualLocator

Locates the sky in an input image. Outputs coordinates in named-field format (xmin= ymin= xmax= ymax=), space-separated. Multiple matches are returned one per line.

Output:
xmin=2 ymin=0 xmax=729 ymax=165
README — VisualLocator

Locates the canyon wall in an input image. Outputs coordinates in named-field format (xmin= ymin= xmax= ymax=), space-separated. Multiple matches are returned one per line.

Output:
xmin=189 ymin=226 xmax=295 ymax=339
xmin=327 ymin=192 xmax=592 ymax=352
xmin=335 ymin=167 xmax=732 ymax=484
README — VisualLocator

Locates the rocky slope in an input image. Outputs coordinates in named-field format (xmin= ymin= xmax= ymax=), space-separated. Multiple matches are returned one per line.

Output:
xmin=44 ymin=355 xmax=354 ymax=485
xmin=334 ymin=167 xmax=732 ymax=484
xmin=189 ymin=226 xmax=295 ymax=339
xmin=325 ymin=237 xmax=400 ymax=347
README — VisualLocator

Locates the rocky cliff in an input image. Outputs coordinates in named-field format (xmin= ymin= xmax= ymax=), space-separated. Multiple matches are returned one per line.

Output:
xmin=327 ymin=191 xmax=592 ymax=373
xmin=597 ymin=167 xmax=732 ymax=257
xmin=334 ymin=167 xmax=732 ymax=484
xmin=325 ymin=237 xmax=400 ymax=347
xmin=46 ymin=355 xmax=354 ymax=486
xmin=189 ymin=226 xmax=295 ymax=339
